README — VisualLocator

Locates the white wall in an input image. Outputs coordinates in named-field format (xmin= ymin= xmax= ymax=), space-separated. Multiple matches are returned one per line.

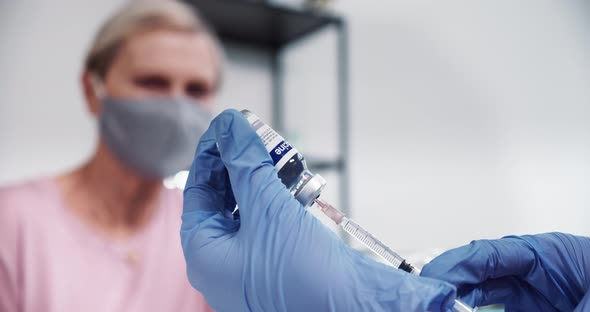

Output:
xmin=283 ymin=0 xmax=590 ymax=256
xmin=1 ymin=1 xmax=589 ymax=258
xmin=0 ymin=1 xmax=123 ymax=184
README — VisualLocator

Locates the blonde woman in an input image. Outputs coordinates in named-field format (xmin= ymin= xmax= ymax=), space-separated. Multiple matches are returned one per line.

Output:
xmin=0 ymin=1 xmax=218 ymax=311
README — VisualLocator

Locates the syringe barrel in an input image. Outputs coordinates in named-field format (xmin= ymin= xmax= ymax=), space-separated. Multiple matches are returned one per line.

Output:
xmin=318 ymin=205 xmax=475 ymax=312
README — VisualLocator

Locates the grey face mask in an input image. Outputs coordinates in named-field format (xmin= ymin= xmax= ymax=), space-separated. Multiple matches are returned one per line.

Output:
xmin=98 ymin=95 xmax=212 ymax=179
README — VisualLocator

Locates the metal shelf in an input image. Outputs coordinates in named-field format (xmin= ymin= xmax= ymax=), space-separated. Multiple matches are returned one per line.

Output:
xmin=307 ymin=158 xmax=343 ymax=172
xmin=184 ymin=0 xmax=342 ymax=49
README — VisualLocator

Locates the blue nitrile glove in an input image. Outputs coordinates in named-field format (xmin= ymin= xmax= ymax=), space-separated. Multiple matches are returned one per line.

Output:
xmin=421 ymin=233 xmax=590 ymax=311
xmin=180 ymin=109 xmax=456 ymax=312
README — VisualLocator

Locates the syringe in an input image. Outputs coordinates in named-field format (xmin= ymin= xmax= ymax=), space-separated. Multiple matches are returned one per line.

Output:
xmin=314 ymin=198 xmax=475 ymax=312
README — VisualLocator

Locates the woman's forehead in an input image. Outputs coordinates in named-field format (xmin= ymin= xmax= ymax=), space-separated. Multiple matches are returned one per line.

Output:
xmin=115 ymin=30 xmax=218 ymax=82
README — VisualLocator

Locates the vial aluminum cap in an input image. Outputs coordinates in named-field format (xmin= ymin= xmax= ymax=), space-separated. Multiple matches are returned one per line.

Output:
xmin=295 ymin=174 xmax=327 ymax=208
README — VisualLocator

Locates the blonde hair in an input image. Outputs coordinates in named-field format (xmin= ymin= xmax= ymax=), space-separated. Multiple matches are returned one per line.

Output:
xmin=85 ymin=0 xmax=221 ymax=80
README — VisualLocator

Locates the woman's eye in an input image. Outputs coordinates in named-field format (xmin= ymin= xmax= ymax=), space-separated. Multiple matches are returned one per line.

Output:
xmin=186 ymin=82 xmax=209 ymax=98
xmin=135 ymin=76 xmax=169 ymax=90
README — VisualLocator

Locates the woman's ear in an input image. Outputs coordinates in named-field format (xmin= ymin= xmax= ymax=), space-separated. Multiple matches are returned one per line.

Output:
xmin=81 ymin=71 xmax=102 ymax=116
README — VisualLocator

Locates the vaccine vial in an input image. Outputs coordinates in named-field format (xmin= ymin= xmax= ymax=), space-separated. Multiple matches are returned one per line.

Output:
xmin=242 ymin=110 xmax=326 ymax=208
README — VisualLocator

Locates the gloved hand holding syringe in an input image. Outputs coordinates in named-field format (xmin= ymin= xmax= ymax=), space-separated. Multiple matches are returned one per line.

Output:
xmin=241 ymin=110 xmax=475 ymax=312
xmin=313 ymin=198 xmax=475 ymax=312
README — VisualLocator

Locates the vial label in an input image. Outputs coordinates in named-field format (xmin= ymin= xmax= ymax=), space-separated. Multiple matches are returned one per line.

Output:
xmin=243 ymin=111 xmax=299 ymax=171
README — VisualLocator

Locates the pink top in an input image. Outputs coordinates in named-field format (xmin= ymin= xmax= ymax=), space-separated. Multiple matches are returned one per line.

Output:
xmin=0 ymin=178 xmax=214 ymax=312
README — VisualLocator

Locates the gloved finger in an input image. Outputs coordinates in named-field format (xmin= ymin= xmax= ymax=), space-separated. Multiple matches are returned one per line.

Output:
xmin=421 ymin=238 xmax=538 ymax=288
xmin=212 ymin=109 xmax=301 ymax=227
xmin=183 ymin=122 xmax=237 ymax=217
xmin=378 ymin=273 xmax=457 ymax=312
xmin=457 ymin=276 xmax=554 ymax=311
xmin=521 ymin=233 xmax=590 ymax=296
xmin=181 ymin=124 xmax=240 ymax=290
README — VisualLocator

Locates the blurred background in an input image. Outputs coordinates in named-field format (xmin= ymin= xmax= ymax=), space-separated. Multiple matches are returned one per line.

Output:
xmin=1 ymin=0 xmax=589 ymax=260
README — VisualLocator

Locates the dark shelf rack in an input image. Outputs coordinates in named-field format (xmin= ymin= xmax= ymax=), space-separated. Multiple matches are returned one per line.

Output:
xmin=184 ymin=0 xmax=350 ymax=215
xmin=186 ymin=0 xmax=341 ymax=49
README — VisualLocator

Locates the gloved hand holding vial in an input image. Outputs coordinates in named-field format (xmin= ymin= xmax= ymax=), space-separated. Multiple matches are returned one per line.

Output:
xmin=181 ymin=109 xmax=458 ymax=311
xmin=241 ymin=110 xmax=473 ymax=312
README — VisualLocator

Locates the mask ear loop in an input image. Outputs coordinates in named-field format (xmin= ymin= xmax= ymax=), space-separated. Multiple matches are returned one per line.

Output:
xmin=89 ymin=73 xmax=107 ymax=100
